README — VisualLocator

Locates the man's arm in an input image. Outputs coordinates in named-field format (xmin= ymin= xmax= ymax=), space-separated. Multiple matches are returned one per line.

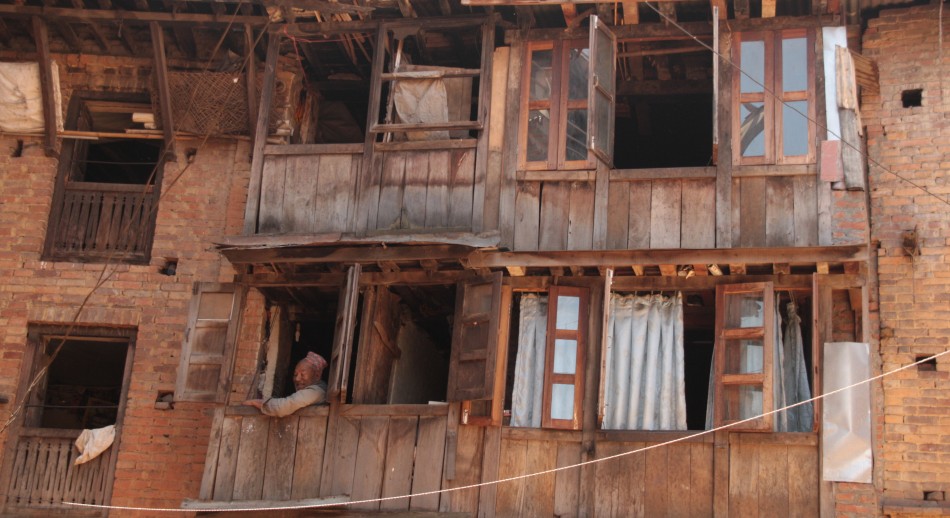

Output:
xmin=256 ymin=385 xmax=326 ymax=418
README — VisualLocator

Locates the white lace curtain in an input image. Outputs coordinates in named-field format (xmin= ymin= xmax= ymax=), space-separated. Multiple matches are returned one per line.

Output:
xmin=603 ymin=293 xmax=686 ymax=431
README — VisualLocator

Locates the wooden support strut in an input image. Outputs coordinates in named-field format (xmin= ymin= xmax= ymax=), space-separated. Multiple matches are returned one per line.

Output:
xmin=243 ymin=32 xmax=281 ymax=235
xmin=32 ymin=16 xmax=57 ymax=156
xmin=150 ymin=21 xmax=176 ymax=160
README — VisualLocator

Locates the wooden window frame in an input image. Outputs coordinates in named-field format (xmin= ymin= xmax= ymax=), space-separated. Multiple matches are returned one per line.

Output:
xmin=541 ymin=285 xmax=589 ymax=430
xmin=42 ymin=92 xmax=163 ymax=264
xmin=519 ymin=16 xmax=615 ymax=171
xmin=712 ymin=282 xmax=775 ymax=432
xmin=732 ymin=29 xmax=815 ymax=166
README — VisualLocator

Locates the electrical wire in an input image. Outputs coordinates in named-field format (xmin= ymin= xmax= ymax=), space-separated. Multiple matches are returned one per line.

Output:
xmin=640 ymin=1 xmax=950 ymax=208
xmin=62 ymin=349 xmax=950 ymax=513
xmin=0 ymin=3 xmax=270 ymax=435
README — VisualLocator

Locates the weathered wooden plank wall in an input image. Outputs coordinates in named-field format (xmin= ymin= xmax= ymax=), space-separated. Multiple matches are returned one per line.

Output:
xmin=202 ymin=410 xmax=449 ymax=511
xmin=727 ymin=436 xmax=819 ymax=518
xmin=514 ymin=181 xmax=597 ymax=251
xmin=733 ymin=173 xmax=819 ymax=248
xmin=258 ymin=153 xmax=360 ymax=234
xmin=603 ymin=179 xmax=717 ymax=250
xmin=373 ymin=149 xmax=478 ymax=232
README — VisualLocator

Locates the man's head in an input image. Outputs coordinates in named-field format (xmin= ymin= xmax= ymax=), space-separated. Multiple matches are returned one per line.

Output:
xmin=293 ymin=352 xmax=328 ymax=391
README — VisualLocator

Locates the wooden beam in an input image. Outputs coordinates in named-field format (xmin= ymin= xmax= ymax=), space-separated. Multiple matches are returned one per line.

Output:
xmin=506 ymin=266 xmax=526 ymax=276
xmin=762 ymin=0 xmax=776 ymax=17
xmin=773 ymin=263 xmax=790 ymax=275
xmin=710 ymin=0 xmax=726 ymax=19
xmin=622 ymin=1 xmax=639 ymax=24
xmin=659 ymin=264 xmax=677 ymax=276
xmin=467 ymin=246 xmax=868 ymax=269
xmin=0 ymin=4 xmax=269 ymax=25
xmin=611 ymin=274 xmax=861 ymax=291
xmin=729 ymin=263 xmax=746 ymax=275
xmin=149 ymin=21 xmax=176 ymax=159
xmin=506 ymin=20 xmax=712 ymax=43
xmin=244 ymin=24 xmax=258 ymax=148
xmin=69 ymin=0 xmax=110 ymax=52
xmin=734 ymin=0 xmax=749 ymax=19
xmin=31 ymin=16 xmax=57 ymax=156
xmin=225 ymin=244 xmax=476 ymax=265
xmin=243 ymin=32 xmax=281 ymax=234
xmin=631 ymin=265 xmax=645 ymax=276
xmin=561 ymin=3 xmax=578 ymax=26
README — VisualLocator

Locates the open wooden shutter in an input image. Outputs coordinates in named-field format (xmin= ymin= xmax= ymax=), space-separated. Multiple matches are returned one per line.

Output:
xmin=176 ymin=283 xmax=244 ymax=402
xmin=713 ymin=282 xmax=774 ymax=431
xmin=448 ymin=272 xmax=503 ymax=402
xmin=352 ymin=286 xmax=401 ymax=404
xmin=588 ymin=14 xmax=616 ymax=165
xmin=328 ymin=264 xmax=361 ymax=402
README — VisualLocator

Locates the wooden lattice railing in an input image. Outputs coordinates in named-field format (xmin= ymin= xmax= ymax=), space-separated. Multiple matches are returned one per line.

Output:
xmin=4 ymin=428 xmax=112 ymax=515
xmin=46 ymin=182 xmax=155 ymax=263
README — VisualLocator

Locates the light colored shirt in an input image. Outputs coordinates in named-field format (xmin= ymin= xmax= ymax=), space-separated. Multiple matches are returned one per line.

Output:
xmin=261 ymin=382 xmax=327 ymax=417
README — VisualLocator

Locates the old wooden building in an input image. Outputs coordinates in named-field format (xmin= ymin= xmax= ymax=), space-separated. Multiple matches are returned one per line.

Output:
xmin=0 ymin=0 xmax=944 ymax=516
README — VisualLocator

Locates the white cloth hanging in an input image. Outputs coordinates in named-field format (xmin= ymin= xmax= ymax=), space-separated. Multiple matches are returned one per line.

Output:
xmin=603 ymin=293 xmax=686 ymax=431
xmin=510 ymin=294 xmax=547 ymax=427
xmin=781 ymin=300 xmax=814 ymax=431
xmin=74 ymin=424 xmax=115 ymax=465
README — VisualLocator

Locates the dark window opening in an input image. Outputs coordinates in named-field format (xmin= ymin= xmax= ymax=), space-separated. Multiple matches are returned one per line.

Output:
xmin=287 ymin=289 xmax=341 ymax=398
xmin=614 ymin=93 xmax=713 ymax=168
xmin=301 ymin=32 xmax=377 ymax=144
xmin=613 ymin=46 xmax=714 ymax=168
xmin=31 ymin=336 xmax=130 ymax=430
xmin=43 ymin=94 xmax=162 ymax=263
xmin=902 ymin=89 xmax=922 ymax=108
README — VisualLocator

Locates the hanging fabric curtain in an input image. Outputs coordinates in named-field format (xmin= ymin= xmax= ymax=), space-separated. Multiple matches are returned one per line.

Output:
xmin=705 ymin=294 xmax=813 ymax=431
xmin=603 ymin=293 xmax=686 ymax=431
xmin=510 ymin=294 xmax=547 ymax=427
xmin=780 ymin=299 xmax=814 ymax=432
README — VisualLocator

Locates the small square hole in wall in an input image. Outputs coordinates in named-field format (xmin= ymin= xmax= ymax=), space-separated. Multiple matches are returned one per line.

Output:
xmin=916 ymin=354 xmax=937 ymax=372
xmin=902 ymin=89 xmax=923 ymax=108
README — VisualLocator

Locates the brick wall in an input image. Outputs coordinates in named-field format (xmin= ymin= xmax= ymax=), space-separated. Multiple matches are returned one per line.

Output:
xmin=862 ymin=4 xmax=950 ymax=514
xmin=0 ymin=50 xmax=253 ymax=514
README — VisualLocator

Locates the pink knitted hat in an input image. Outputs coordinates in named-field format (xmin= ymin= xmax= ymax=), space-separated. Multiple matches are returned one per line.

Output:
xmin=301 ymin=351 xmax=328 ymax=373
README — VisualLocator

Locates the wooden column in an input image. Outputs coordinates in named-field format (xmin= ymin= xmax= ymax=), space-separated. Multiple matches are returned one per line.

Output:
xmin=354 ymin=23 xmax=388 ymax=234
xmin=244 ymin=24 xmax=259 ymax=151
xmin=470 ymin=18 xmax=495 ymax=233
xmin=31 ymin=16 xmax=57 ymax=156
xmin=715 ymin=31 xmax=733 ymax=248
xmin=242 ymin=32 xmax=281 ymax=235
xmin=150 ymin=21 xmax=176 ymax=160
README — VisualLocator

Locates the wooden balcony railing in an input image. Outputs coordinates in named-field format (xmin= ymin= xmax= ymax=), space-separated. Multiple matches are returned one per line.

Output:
xmin=4 ymin=428 xmax=113 ymax=516
xmin=45 ymin=182 xmax=155 ymax=263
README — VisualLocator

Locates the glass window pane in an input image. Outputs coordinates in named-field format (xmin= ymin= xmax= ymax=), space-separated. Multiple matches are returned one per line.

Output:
xmin=739 ymin=102 xmax=765 ymax=158
xmin=568 ymin=47 xmax=589 ymax=101
xmin=723 ymin=338 xmax=764 ymax=375
xmin=555 ymin=295 xmax=580 ymax=330
xmin=553 ymin=339 xmax=577 ymax=374
xmin=740 ymin=40 xmax=765 ymax=93
xmin=464 ymin=282 xmax=493 ymax=315
xmin=594 ymin=30 xmax=612 ymax=93
xmin=783 ymin=101 xmax=809 ymax=157
xmin=724 ymin=292 xmax=765 ymax=328
xmin=592 ymin=91 xmax=611 ymax=158
xmin=722 ymin=384 xmax=763 ymax=421
xmin=198 ymin=293 xmax=233 ymax=319
xmin=551 ymin=383 xmax=575 ymax=420
xmin=527 ymin=109 xmax=550 ymax=162
xmin=530 ymin=50 xmax=553 ymax=101
xmin=782 ymin=37 xmax=807 ymax=92
xmin=565 ymin=109 xmax=588 ymax=161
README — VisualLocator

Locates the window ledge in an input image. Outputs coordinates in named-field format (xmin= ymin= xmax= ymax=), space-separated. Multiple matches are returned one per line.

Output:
xmin=596 ymin=429 xmax=714 ymax=444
